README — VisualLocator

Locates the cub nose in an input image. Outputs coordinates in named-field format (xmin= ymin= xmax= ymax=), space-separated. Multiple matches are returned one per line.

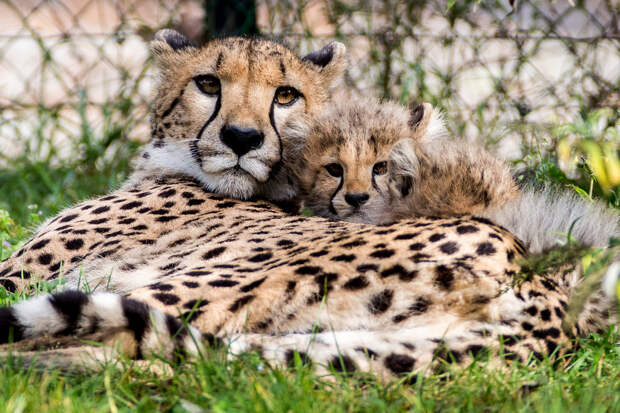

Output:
xmin=344 ymin=193 xmax=370 ymax=208
xmin=221 ymin=125 xmax=264 ymax=156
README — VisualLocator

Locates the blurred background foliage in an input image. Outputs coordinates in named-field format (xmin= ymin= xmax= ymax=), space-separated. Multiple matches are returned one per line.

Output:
xmin=0 ymin=0 xmax=617 ymax=226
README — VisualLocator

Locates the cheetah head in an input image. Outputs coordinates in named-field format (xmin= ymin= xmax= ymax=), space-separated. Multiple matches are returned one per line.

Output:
xmin=134 ymin=30 xmax=347 ymax=201
xmin=294 ymin=98 xmax=445 ymax=224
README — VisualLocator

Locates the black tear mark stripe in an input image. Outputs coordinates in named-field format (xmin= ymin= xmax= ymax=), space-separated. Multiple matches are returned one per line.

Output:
xmin=162 ymin=89 xmax=184 ymax=119
xmin=191 ymin=94 xmax=222 ymax=167
xmin=329 ymin=174 xmax=344 ymax=216
xmin=267 ymin=100 xmax=284 ymax=180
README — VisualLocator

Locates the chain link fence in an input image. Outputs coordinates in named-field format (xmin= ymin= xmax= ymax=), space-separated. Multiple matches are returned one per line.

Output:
xmin=0 ymin=0 xmax=617 ymax=166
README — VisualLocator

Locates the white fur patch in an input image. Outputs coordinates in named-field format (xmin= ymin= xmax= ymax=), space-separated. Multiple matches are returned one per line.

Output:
xmin=602 ymin=262 xmax=620 ymax=300
xmin=13 ymin=295 xmax=66 ymax=338
xmin=85 ymin=293 xmax=127 ymax=330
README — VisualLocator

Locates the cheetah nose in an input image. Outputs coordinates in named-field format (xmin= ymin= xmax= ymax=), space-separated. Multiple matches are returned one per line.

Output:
xmin=221 ymin=125 xmax=264 ymax=157
xmin=344 ymin=193 xmax=370 ymax=208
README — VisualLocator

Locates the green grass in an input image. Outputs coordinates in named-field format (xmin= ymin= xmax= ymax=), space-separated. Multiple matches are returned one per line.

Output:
xmin=1 ymin=332 xmax=620 ymax=412
xmin=0 ymin=108 xmax=619 ymax=411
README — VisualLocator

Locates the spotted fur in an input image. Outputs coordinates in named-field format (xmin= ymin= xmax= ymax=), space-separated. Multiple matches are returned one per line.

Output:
xmin=0 ymin=37 xmax=618 ymax=381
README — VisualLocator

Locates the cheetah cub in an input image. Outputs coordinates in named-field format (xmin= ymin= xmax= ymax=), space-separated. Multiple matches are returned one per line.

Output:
xmin=295 ymin=98 xmax=619 ymax=253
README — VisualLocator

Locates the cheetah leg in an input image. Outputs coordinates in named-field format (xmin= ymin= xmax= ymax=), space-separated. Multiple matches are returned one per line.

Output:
xmin=226 ymin=323 xmax=534 ymax=381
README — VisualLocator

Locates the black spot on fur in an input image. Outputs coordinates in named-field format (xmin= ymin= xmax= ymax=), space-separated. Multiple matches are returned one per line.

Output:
xmin=59 ymin=214 xmax=78 ymax=223
xmin=380 ymin=264 xmax=405 ymax=278
xmin=30 ymin=239 xmax=50 ymax=250
xmin=439 ymin=242 xmax=459 ymax=254
xmin=295 ymin=266 xmax=321 ymax=275
xmin=202 ymin=247 xmax=226 ymax=260
xmin=532 ymin=327 xmax=560 ymax=339
xmin=228 ymin=295 xmax=255 ymax=312
xmin=159 ymin=189 xmax=177 ymax=198
xmin=65 ymin=239 xmax=84 ymax=250
xmin=208 ymin=280 xmax=239 ymax=287
xmin=384 ymin=353 xmax=415 ymax=374
xmin=343 ymin=275 xmax=369 ymax=290
xmin=399 ymin=270 xmax=418 ymax=282
xmin=309 ymin=250 xmax=328 ymax=257
xmin=525 ymin=306 xmax=538 ymax=316
xmin=331 ymin=254 xmax=356 ymax=262
xmin=341 ymin=239 xmax=367 ymax=248
xmin=37 ymin=253 xmax=53 ymax=265
xmin=240 ymin=277 xmax=266 ymax=292
xmin=395 ymin=233 xmax=419 ymax=240
xmin=409 ymin=243 xmax=425 ymax=251
xmin=285 ymin=350 xmax=312 ymax=369
xmin=476 ymin=242 xmax=496 ymax=256
xmin=153 ymin=293 xmax=180 ymax=305
xmin=434 ymin=265 xmax=454 ymax=290
xmin=456 ymin=225 xmax=479 ymax=234
xmin=187 ymin=199 xmax=205 ymax=206
xmin=9 ymin=270 xmax=31 ymax=279
xmin=150 ymin=283 xmax=174 ymax=291
xmin=155 ymin=216 xmax=178 ymax=223
xmin=329 ymin=355 xmax=357 ymax=373
xmin=521 ymin=321 xmax=534 ymax=331
xmin=466 ymin=344 xmax=489 ymax=358
xmin=0 ymin=279 xmax=17 ymax=293
xmin=357 ymin=264 xmax=378 ymax=273
xmin=368 ymin=289 xmax=394 ymax=314
xmin=91 ymin=206 xmax=110 ymax=214
xmin=248 ymin=252 xmax=273 ymax=263
xmin=216 ymin=201 xmax=237 ymax=208
xmin=183 ymin=299 xmax=209 ymax=310
xmin=370 ymin=249 xmax=395 ymax=259
xmin=120 ymin=201 xmax=143 ymax=210
xmin=355 ymin=347 xmax=379 ymax=358
xmin=429 ymin=233 xmax=446 ymax=242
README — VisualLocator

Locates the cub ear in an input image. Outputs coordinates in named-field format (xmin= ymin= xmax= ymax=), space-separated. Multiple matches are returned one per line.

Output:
xmin=408 ymin=102 xmax=434 ymax=135
xmin=302 ymin=41 xmax=347 ymax=83
xmin=151 ymin=29 xmax=197 ymax=57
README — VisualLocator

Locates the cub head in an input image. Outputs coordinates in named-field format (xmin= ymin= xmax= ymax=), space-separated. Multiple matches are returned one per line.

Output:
xmin=295 ymin=98 xmax=438 ymax=223
xmin=296 ymin=98 xmax=517 ymax=224
xmin=134 ymin=29 xmax=346 ymax=201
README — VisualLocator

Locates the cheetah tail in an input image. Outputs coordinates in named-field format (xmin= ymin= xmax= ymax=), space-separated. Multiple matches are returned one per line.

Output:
xmin=0 ymin=290 xmax=207 ymax=359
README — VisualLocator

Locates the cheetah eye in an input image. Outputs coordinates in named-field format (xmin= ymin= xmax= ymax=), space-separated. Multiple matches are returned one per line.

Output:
xmin=324 ymin=163 xmax=343 ymax=178
xmin=194 ymin=74 xmax=221 ymax=96
xmin=274 ymin=86 xmax=300 ymax=106
xmin=373 ymin=161 xmax=388 ymax=176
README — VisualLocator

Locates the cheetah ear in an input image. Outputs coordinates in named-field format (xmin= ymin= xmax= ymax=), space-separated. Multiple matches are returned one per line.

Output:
xmin=302 ymin=41 xmax=347 ymax=84
xmin=151 ymin=29 xmax=197 ymax=57
xmin=408 ymin=103 xmax=433 ymax=135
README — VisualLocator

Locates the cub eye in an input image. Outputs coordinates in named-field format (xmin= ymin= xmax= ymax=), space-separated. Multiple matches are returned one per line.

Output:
xmin=324 ymin=163 xmax=343 ymax=178
xmin=194 ymin=75 xmax=221 ymax=95
xmin=274 ymin=86 xmax=300 ymax=106
xmin=373 ymin=161 xmax=388 ymax=176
